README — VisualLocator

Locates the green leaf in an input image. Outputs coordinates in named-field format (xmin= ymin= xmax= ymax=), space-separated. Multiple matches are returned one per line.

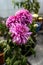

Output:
xmin=21 ymin=56 xmax=27 ymax=65
xmin=13 ymin=60 xmax=21 ymax=65
xmin=6 ymin=57 xmax=11 ymax=65
xmin=10 ymin=55 xmax=17 ymax=65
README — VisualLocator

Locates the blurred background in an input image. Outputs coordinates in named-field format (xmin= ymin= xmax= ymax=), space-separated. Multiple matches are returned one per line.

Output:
xmin=0 ymin=0 xmax=43 ymax=65
xmin=0 ymin=0 xmax=43 ymax=18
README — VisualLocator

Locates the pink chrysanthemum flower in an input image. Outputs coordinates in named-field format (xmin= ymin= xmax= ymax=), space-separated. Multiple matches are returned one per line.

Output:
xmin=9 ymin=23 xmax=32 ymax=45
xmin=15 ymin=9 xmax=32 ymax=24
xmin=6 ymin=16 xmax=17 ymax=28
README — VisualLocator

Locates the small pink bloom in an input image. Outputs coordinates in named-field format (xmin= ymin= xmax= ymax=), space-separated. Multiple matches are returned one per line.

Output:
xmin=6 ymin=16 xmax=16 ymax=28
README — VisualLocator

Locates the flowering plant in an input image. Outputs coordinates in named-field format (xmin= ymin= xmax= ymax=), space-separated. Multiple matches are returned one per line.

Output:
xmin=0 ymin=9 xmax=36 ymax=65
xmin=6 ymin=9 xmax=32 ymax=45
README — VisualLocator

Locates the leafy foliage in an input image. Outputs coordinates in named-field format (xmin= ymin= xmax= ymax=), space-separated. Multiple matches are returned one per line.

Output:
xmin=12 ymin=0 xmax=40 ymax=13
xmin=0 ymin=20 xmax=36 ymax=65
xmin=0 ymin=22 xmax=8 ymax=36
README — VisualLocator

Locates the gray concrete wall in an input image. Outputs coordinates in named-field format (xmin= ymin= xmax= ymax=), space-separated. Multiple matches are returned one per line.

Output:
xmin=0 ymin=0 xmax=43 ymax=17
xmin=38 ymin=0 xmax=43 ymax=15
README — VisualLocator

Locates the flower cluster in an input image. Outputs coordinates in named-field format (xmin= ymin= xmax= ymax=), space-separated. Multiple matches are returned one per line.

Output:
xmin=6 ymin=9 xmax=32 ymax=45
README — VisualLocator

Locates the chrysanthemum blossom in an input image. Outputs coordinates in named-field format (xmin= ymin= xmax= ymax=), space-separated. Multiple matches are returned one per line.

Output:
xmin=15 ymin=9 xmax=32 ymax=24
xmin=6 ymin=16 xmax=16 ymax=28
xmin=9 ymin=23 xmax=32 ymax=45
